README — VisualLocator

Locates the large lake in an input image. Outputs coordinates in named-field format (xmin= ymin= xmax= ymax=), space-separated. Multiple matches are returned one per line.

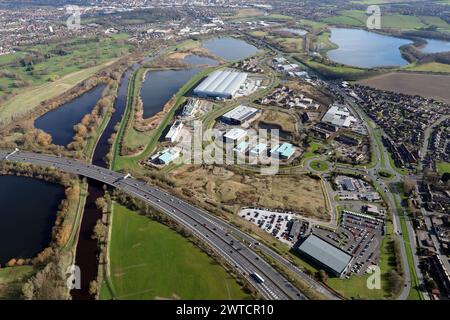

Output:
xmin=327 ymin=28 xmax=450 ymax=68
xmin=202 ymin=37 xmax=259 ymax=61
xmin=0 ymin=175 xmax=64 ymax=264
xmin=327 ymin=28 xmax=412 ymax=68
xmin=35 ymin=84 xmax=106 ymax=146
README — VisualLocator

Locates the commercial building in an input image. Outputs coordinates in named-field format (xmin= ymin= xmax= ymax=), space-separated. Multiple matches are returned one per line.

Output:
xmin=250 ymin=143 xmax=267 ymax=156
xmin=297 ymin=234 xmax=353 ymax=277
xmin=223 ymin=128 xmax=247 ymax=144
xmin=150 ymin=148 xmax=181 ymax=166
xmin=321 ymin=104 xmax=357 ymax=128
xmin=194 ymin=69 xmax=248 ymax=99
xmin=165 ymin=120 xmax=183 ymax=143
xmin=233 ymin=141 xmax=249 ymax=154
xmin=182 ymin=98 xmax=201 ymax=117
xmin=221 ymin=105 xmax=260 ymax=125
xmin=270 ymin=143 xmax=295 ymax=159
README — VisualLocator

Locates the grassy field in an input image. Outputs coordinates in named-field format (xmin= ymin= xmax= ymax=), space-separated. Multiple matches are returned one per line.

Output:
xmin=322 ymin=10 xmax=441 ymax=30
xmin=437 ymin=161 xmax=450 ymax=174
xmin=0 ymin=266 xmax=34 ymax=299
xmin=298 ymin=57 xmax=377 ymax=80
xmin=101 ymin=204 xmax=251 ymax=300
xmin=310 ymin=160 xmax=329 ymax=172
xmin=404 ymin=62 xmax=450 ymax=73
xmin=0 ymin=60 xmax=116 ymax=123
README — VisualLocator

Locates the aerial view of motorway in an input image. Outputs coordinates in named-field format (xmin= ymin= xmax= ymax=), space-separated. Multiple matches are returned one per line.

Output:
xmin=0 ymin=0 xmax=449 ymax=312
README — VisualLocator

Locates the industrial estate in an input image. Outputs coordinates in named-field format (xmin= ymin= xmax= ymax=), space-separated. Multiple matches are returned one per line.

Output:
xmin=0 ymin=0 xmax=449 ymax=306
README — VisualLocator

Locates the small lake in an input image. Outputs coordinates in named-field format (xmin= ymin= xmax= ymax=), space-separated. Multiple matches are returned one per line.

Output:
xmin=202 ymin=37 xmax=259 ymax=61
xmin=184 ymin=54 xmax=219 ymax=66
xmin=420 ymin=38 xmax=450 ymax=54
xmin=0 ymin=175 xmax=65 ymax=264
xmin=141 ymin=67 xmax=202 ymax=119
xmin=281 ymin=28 xmax=308 ymax=36
xmin=327 ymin=28 xmax=412 ymax=68
xmin=35 ymin=84 xmax=106 ymax=146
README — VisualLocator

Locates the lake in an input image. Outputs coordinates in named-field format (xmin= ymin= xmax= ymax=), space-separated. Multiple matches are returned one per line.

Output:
xmin=140 ymin=67 xmax=202 ymax=119
xmin=327 ymin=28 xmax=412 ymax=68
xmin=35 ymin=84 xmax=106 ymax=146
xmin=202 ymin=37 xmax=259 ymax=61
xmin=0 ymin=175 xmax=65 ymax=264
xmin=420 ymin=38 xmax=450 ymax=54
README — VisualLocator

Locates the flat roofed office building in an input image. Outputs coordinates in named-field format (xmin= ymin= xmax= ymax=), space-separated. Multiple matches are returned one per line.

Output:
xmin=297 ymin=234 xmax=353 ymax=277
xmin=223 ymin=128 xmax=247 ymax=143
xmin=194 ymin=70 xmax=248 ymax=99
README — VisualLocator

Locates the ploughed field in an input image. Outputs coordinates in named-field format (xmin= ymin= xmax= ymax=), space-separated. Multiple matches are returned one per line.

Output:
xmin=358 ymin=72 xmax=450 ymax=104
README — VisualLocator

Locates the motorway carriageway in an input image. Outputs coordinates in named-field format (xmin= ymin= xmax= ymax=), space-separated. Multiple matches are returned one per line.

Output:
xmin=1 ymin=150 xmax=313 ymax=300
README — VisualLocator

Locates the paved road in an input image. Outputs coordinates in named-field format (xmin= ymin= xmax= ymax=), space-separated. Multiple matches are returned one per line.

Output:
xmin=0 ymin=149 xmax=339 ymax=300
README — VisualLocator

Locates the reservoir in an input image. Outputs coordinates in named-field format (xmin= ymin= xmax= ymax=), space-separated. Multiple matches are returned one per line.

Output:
xmin=0 ymin=175 xmax=64 ymax=264
xmin=202 ymin=37 xmax=259 ymax=61
xmin=140 ymin=67 xmax=202 ymax=119
xmin=35 ymin=84 xmax=106 ymax=146
xmin=327 ymin=28 xmax=412 ymax=68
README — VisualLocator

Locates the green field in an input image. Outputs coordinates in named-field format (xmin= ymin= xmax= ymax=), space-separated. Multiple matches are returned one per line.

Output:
xmin=437 ymin=161 xmax=450 ymax=174
xmin=404 ymin=62 xmax=450 ymax=73
xmin=322 ymin=10 xmax=443 ymax=30
xmin=310 ymin=160 xmax=329 ymax=172
xmin=0 ymin=35 xmax=130 ymax=122
xmin=0 ymin=60 xmax=115 ymax=123
xmin=101 ymin=204 xmax=251 ymax=300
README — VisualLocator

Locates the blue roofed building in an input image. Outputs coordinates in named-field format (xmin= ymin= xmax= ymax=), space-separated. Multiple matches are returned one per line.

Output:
xmin=151 ymin=148 xmax=181 ymax=166
xmin=270 ymin=143 xmax=295 ymax=159
xmin=250 ymin=143 xmax=267 ymax=156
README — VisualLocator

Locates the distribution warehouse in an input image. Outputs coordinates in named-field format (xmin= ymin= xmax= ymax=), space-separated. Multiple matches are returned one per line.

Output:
xmin=194 ymin=69 xmax=248 ymax=99
xmin=221 ymin=105 xmax=260 ymax=125
xmin=297 ymin=234 xmax=353 ymax=277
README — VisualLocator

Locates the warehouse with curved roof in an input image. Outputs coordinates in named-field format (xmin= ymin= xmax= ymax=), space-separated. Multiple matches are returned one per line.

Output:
xmin=194 ymin=69 xmax=248 ymax=99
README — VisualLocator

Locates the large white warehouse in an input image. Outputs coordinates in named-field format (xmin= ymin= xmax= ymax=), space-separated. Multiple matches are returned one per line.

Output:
xmin=194 ymin=69 xmax=248 ymax=99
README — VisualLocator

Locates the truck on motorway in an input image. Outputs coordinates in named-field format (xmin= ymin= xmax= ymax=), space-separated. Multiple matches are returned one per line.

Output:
xmin=252 ymin=272 xmax=265 ymax=283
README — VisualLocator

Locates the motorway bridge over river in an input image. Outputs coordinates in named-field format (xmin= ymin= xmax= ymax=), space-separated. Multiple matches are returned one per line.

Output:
xmin=0 ymin=149 xmax=340 ymax=300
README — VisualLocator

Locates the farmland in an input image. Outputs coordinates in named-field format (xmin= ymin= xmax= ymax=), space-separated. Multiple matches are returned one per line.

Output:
xmin=358 ymin=72 xmax=450 ymax=104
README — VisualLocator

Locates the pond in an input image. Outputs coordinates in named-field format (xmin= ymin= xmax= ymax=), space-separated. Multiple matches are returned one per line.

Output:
xmin=0 ymin=175 xmax=65 ymax=264
xmin=327 ymin=28 xmax=412 ymax=68
xmin=35 ymin=84 xmax=106 ymax=146
xmin=202 ymin=37 xmax=259 ymax=61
